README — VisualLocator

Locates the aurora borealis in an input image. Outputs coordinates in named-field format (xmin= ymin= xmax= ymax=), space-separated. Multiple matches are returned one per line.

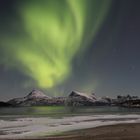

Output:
xmin=1 ymin=0 xmax=111 ymax=88
xmin=0 ymin=0 xmax=140 ymax=100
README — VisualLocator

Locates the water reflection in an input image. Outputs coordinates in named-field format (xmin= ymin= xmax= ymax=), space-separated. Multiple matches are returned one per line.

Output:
xmin=0 ymin=106 xmax=140 ymax=117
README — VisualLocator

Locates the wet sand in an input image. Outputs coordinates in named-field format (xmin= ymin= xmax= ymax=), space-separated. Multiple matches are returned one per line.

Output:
xmin=1 ymin=123 xmax=140 ymax=140
xmin=43 ymin=123 xmax=140 ymax=140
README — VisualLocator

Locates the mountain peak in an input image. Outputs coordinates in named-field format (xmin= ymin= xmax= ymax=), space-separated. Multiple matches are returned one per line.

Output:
xmin=26 ymin=89 xmax=50 ymax=99
xmin=69 ymin=91 xmax=94 ymax=100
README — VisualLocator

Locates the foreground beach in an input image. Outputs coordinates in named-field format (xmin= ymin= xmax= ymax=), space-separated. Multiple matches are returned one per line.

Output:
xmin=1 ymin=123 xmax=140 ymax=140
xmin=0 ymin=114 xmax=140 ymax=139
xmin=37 ymin=123 xmax=140 ymax=140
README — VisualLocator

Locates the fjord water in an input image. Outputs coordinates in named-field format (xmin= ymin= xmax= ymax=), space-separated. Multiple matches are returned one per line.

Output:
xmin=0 ymin=106 xmax=140 ymax=116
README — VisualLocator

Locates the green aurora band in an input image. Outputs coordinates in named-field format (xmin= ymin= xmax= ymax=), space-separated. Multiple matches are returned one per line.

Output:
xmin=1 ymin=0 xmax=111 ymax=89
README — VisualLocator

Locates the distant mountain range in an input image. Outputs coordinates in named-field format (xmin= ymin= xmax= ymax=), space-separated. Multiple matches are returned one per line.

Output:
xmin=0 ymin=89 xmax=111 ymax=107
xmin=0 ymin=89 xmax=139 ymax=107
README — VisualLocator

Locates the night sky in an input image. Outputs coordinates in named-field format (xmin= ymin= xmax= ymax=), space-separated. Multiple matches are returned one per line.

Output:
xmin=0 ymin=0 xmax=140 ymax=100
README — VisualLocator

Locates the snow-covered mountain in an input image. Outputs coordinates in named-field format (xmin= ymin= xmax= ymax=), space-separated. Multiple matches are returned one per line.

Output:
xmin=66 ymin=91 xmax=111 ymax=106
xmin=66 ymin=91 xmax=96 ymax=106
xmin=8 ymin=89 xmax=64 ymax=106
